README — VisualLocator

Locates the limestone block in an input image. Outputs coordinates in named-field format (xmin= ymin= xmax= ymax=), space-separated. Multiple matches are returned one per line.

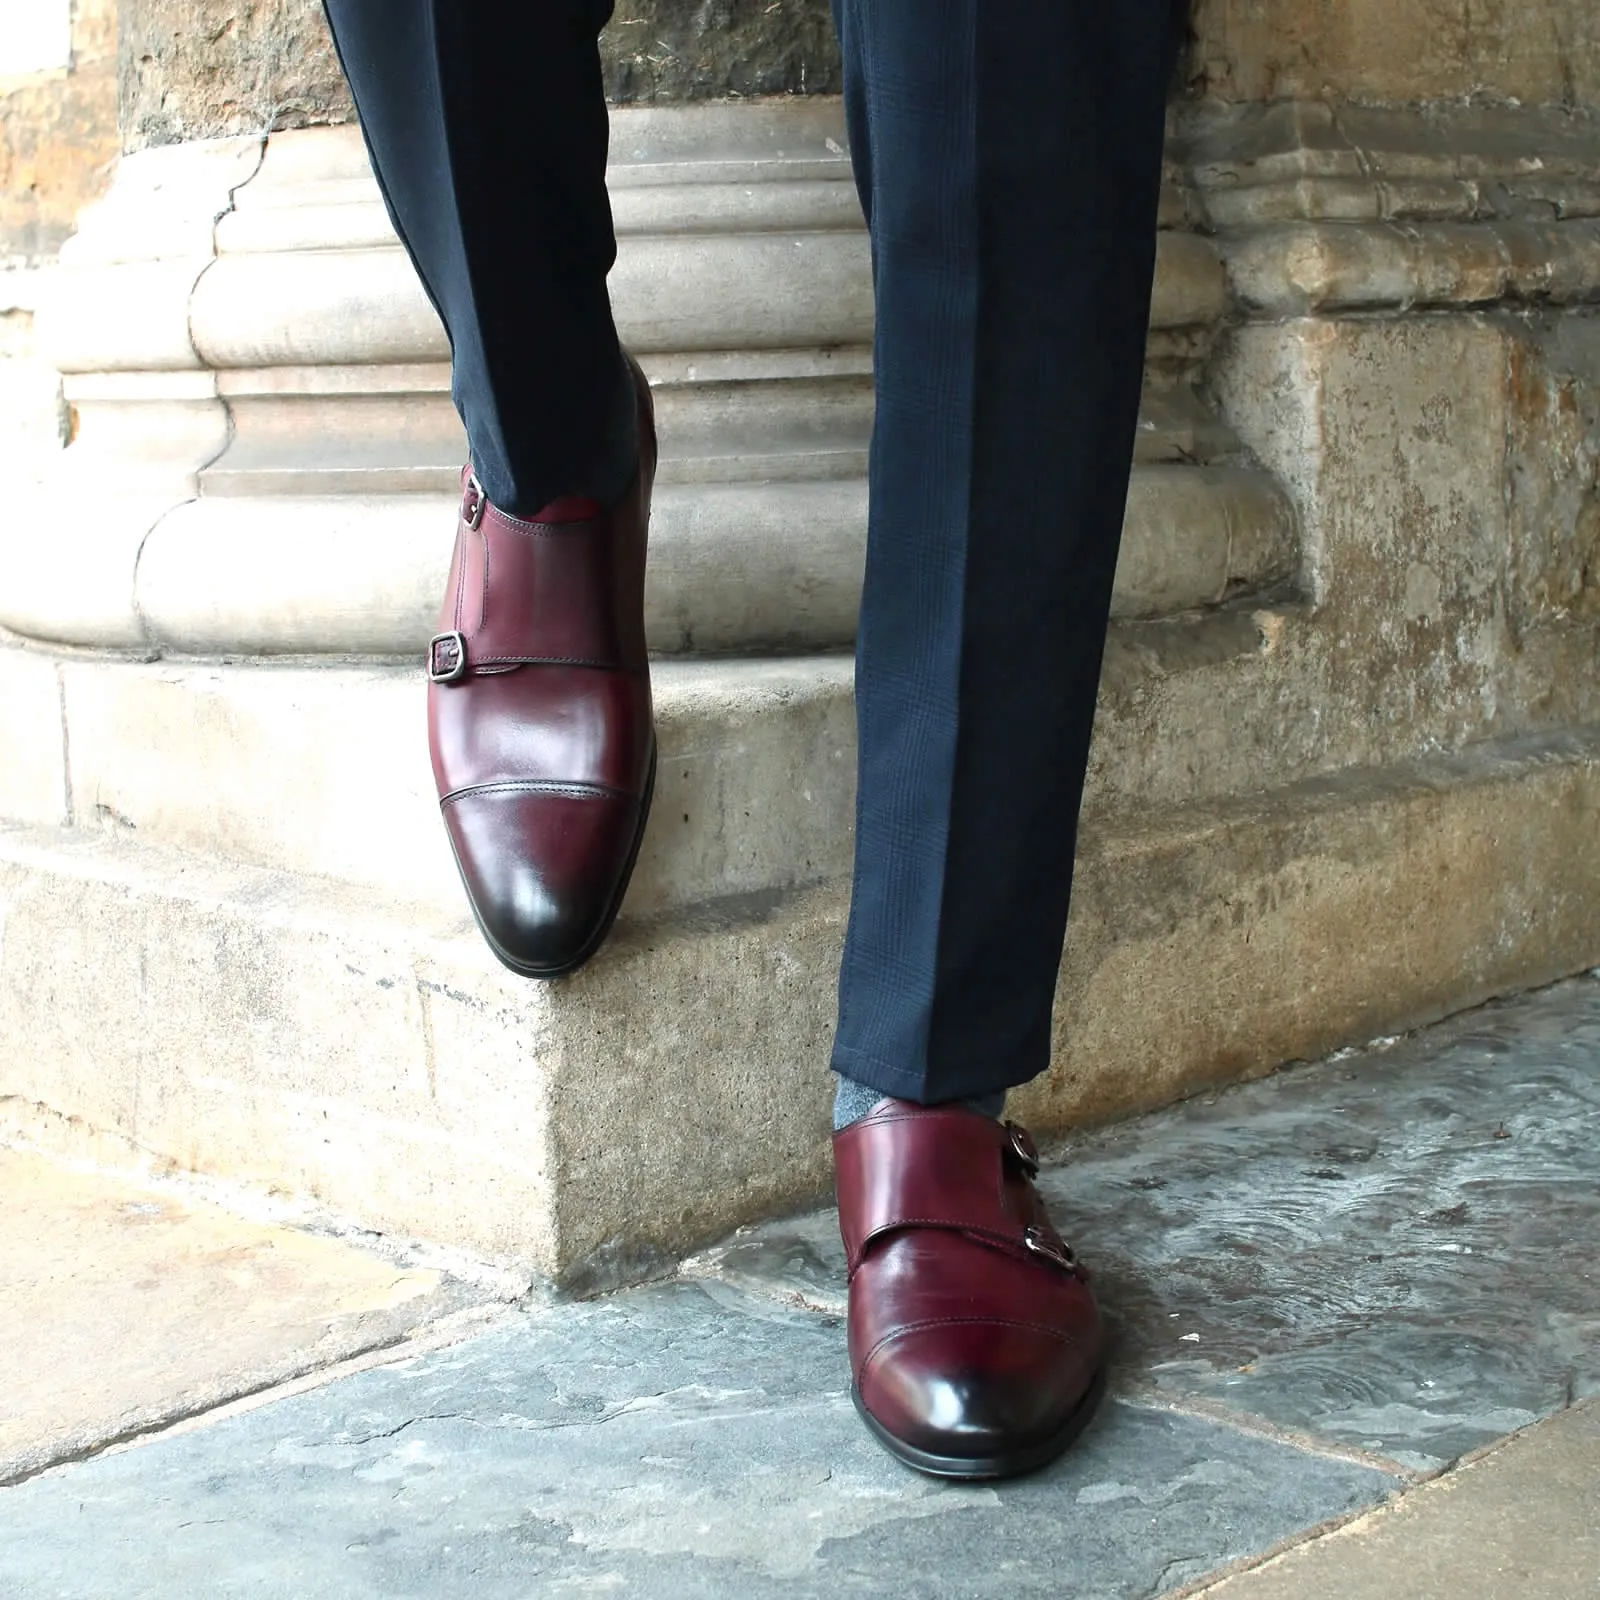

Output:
xmin=644 ymin=481 xmax=867 ymax=651
xmin=127 ymin=457 xmax=1290 ymax=657
xmin=55 ymin=655 xmax=858 ymax=918
xmin=41 ymin=260 xmax=215 ymax=373
xmin=0 ymin=482 xmax=167 ymax=649
xmin=7 ymin=108 xmax=1274 ymax=663
xmin=645 ymin=356 xmax=875 ymax=484
xmin=1191 ymin=0 xmax=1600 ymax=108
xmin=1503 ymin=319 xmax=1600 ymax=631
xmin=128 ymin=483 xmax=873 ymax=656
xmin=614 ymin=231 xmax=873 ymax=354
xmin=0 ymin=381 xmax=231 ymax=649
xmin=6 ymin=723 xmax=1599 ymax=1280
xmin=0 ymin=825 xmax=560 ymax=1266
xmin=1206 ymin=312 xmax=1600 ymax=773
xmin=0 ymin=649 xmax=67 ymax=826
xmin=1085 ymin=595 xmax=1600 ymax=827
xmin=187 ymin=120 xmax=1219 ymax=371
xmin=1024 ymin=727 xmax=1600 ymax=1130
xmin=1185 ymin=102 xmax=1600 ymax=232
xmin=0 ymin=823 xmax=844 ymax=1278
xmin=1149 ymin=230 xmax=1230 ymax=331
xmin=0 ymin=268 xmax=67 ymax=481
xmin=197 ymin=349 xmax=883 ymax=496
xmin=189 ymin=247 xmax=447 ymax=368
xmin=0 ymin=0 xmax=118 ymax=263
xmin=34 ymin=599 xmax=1506 ymax=913
xmin=191 ymin=231 xmax=877 ymax=370
xmin=119 ymin=0 xmax=354 ymax=150
xmin=197 ymin=363 xmax=465 ymax=500
xmin=37 ymin=135 xmax=263 ymax=373
xmin=132 ymin=493 xmax=453 ymax=656
xmin=59 ymin=135 xmax=266 ymax=265
xmin=1114 ymin=466 xmax=1296 ymax=619
xmin=1222 ymin=221 xmax=1600 ymax=317
xmin=202 ymin=353 xmax=1219 ymax=494
xmin=114 ymin=0 xmax=844 ymax=151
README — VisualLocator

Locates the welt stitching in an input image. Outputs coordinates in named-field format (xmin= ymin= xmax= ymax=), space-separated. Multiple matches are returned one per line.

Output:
xmin=490 ymin=506 xmax=602 ymax=537
xmin=477 ymin=521 xmax=488 ymax=631
xmin=470 ymin=654 xmax=615 ymax=667
xmin=441 ymin=780 xmax=633 ymax=807
xmin=451 ymin=525 xmax=465 ymax=632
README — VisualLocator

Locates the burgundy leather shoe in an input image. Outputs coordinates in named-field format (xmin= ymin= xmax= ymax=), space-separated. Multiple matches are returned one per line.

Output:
xmin=426 ymin=358 xmax=657 ymax=978
xmin=834 ymin=1098 xmax=1105 ymax=1480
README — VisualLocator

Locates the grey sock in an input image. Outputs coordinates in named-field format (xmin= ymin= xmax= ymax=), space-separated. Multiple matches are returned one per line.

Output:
xmin=832 ymin=1074 xmax=1006 ymax=1132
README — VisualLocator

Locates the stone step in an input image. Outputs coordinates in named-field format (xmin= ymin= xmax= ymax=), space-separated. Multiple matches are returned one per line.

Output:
xmin=0 ymin=607 xmax=1317 ymax=925
xmin=3 ymin=724 xmax=1597 ymax=1288
xmin=3 ymin=649 xmax=858 ymax=922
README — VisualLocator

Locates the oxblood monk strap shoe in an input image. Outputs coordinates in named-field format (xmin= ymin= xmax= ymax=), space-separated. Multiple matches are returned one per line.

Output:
xmin=426 ymin=357 xmax=657 ymax=978
xmin=833 ymin=1099 xmax=1106 ymax=1480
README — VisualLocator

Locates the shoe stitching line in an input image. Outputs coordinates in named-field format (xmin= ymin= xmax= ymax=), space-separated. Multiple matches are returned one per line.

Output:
xmin=475 ymin=517 xmax=488 ymax=632
xmin=465 ymin=653 xmax=618 ymax=669
xmin=487 ymin=504 xmax=604 ymax=537
xmin=440 ymin=780 xmax=635 ymax=807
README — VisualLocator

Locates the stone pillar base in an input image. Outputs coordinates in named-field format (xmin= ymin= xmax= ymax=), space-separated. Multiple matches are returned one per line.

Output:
xmin=4 ymin=96 xmax=1600 ymax=1281
xmin=3 ymin=717 xmax=1598 ymax=1285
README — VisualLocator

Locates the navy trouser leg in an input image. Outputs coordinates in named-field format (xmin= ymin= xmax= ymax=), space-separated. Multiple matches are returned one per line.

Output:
xmin=325 ymin=0 xmax=1176 ymax=1102
xmin=321 ymin=0 xmax=624 ymax=515
xmin=829 ymin=0 xmax=1179 ymax=1104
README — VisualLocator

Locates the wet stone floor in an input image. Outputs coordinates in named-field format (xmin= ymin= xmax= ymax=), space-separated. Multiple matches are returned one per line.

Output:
xmin=2 ymin=976 xmax=1598 ymax=1598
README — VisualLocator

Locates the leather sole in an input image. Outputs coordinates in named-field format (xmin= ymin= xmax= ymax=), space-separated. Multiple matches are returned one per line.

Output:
xmin=457 ymin=739 xmax=658 ymax=981
xmin=850 ymin=1364 xmax=1107 ymax=1482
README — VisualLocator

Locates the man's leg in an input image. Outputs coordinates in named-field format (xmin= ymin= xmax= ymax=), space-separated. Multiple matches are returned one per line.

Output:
xmin=830 ymin=0 xmax=1179 ymax=1108
xmin=321 ymin=0 xmax=636 ymax=514
xmin=324 ymin=0 xmax=658 ymax=978
xmin=828 ymin=0 xmax=1180 ymax=1479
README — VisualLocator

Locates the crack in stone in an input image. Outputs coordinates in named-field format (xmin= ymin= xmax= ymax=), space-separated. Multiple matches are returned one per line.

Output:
xmin=1115 ymin=1386 xmax=1423 ymax=1483
xmin=320 ymin=1394 xmax=680 ymax=1450
xmin=1144 ymin=1553 xmax=1208 ymax=1599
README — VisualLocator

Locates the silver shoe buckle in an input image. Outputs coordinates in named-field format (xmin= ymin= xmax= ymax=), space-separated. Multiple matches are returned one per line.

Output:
xmin=427 ymin=630 xmax=468 ymax=684
xmin=463 ymin=473 xmax=486 ymax=530
xmin=1005 ymin=1122 xmax=1041 ymax=1178
xmin=1024 ymin=1226 xmax=1078 ymax=1273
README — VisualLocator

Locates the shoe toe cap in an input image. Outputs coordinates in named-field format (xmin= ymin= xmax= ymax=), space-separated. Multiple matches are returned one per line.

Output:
xmin=858 ymin=1322 xmax=1098 ymax=1468
xmin=442 ymin=786 xmax=642 ymax=974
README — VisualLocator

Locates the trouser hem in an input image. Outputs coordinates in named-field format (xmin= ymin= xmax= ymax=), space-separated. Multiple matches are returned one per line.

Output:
xmin=830 ymin=1044 xmax=1038 ymax=1106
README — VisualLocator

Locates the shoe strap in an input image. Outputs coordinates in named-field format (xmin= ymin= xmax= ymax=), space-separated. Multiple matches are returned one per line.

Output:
xmin=433 ymin=476 xmax=624 ymax=678
xmin=834 ymin=1105 xmax=1077 ymax=1277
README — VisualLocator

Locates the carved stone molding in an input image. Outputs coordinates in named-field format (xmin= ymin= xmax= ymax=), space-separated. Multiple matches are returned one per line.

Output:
xmin=1185 ymin=101 xmax=1600 ymax=314
xmin=6 ymin=101 xmax=1292 ymax=657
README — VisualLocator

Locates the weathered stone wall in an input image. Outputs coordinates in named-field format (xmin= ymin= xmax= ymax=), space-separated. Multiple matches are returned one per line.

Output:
xmin=1189 ymin=0 xmax=1600 ymax=105
xmin=119 ymin=0 xmax=350 ymax=149
xmin=117 ymin=0 xmax=842 ymax=149
xmin=0 ymin=0 xmax=120 ymax=262
xmin=603 ymin=0 xmax=839 ymax=102
xmin=7 ymin=0 xmax=1600 ymax=1274
xmin=114 ymin=0 xmax=1600 ymax=152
